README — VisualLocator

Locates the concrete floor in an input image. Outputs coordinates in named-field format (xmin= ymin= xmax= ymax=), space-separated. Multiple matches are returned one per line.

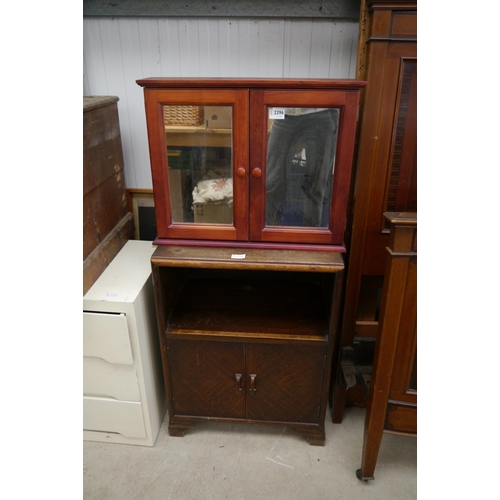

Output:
xmin=83 ymin=406 xmax=417 ymax=499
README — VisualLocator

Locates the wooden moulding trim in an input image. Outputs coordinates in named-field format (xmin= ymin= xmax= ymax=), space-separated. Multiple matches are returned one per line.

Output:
xmin=367 ymin=36 xmax=416 ymax=43
xmin=126 ymin=188 xmax=153 ymax=197
xmin=170 ymin=414 xmax=324 ymax=429
xmin=165 ymin=331 xmax=328 ymax=345
xmin=153 ymin=262 xmax=344 ymax=274
xmin=367 ymin=1 xmax=417 ymax=10
xmin=383 ymin=429 xmax=417 ymax=437
xmin=126 ymin=188 xmax=154 ymax=212
xmin=386 ymin=248 xmax=416 ymax=257
xmin=151 ymin=258 xmax=344 ymax=273
xmin=384 ymin=400 xmax=417 ymax=435
xmin=152 ymin=237 xmax=347 ymax=254
xmin=383 ymin=211 xmax=417 ymax=225
xmin=136 ymin=78 xmax=367 ymax=90
xmin=354 ymin=321 xmax=379 ymax=337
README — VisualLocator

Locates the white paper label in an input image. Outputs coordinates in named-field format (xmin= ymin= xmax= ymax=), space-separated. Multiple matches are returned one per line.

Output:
xmin=269 ymin=108 xmax=285 ymax=120
xmin=231 ymin=254 xmax=246 ymax=259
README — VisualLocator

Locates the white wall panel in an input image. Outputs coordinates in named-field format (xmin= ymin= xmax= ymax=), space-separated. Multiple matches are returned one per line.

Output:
xmin=83 ymin=16 xmax=359 ymax=189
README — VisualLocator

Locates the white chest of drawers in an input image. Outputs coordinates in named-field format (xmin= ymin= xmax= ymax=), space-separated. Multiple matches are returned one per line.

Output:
xmin=83 ymin=240 xmax=166 ymax=446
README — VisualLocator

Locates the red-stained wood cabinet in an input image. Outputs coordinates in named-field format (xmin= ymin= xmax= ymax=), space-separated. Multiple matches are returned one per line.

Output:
xmin=136 ymin=78 xmax=365 ymax=252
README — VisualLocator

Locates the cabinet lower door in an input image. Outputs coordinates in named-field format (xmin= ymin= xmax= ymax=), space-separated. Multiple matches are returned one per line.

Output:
xmin=246 ymin=344 xmax=326 ymax=424
xmin=167 ymin=339 xmax=246 ymax=419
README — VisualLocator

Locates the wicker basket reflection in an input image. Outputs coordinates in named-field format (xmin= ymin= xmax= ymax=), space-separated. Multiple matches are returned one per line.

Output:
xmin=163 ymin=106 xmax=204 ymax=126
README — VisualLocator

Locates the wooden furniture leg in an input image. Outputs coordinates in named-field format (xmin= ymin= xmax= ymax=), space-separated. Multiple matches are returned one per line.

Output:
xmin=356 ymin=212 xmax=417 ymax=481
xmin=329 ymin=270 xmax=348 ymax=424
xmin=331 ymin=384 xmax=347 ymax=424
xmin=356 ymin=410 xmax=383 ymax=482
xmin=331 ymin=346 xmax=356 ymax=423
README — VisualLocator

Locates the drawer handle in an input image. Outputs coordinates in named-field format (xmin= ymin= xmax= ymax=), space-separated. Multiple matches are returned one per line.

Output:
xmin=235 ymin=373 xmax=243 ymax=394
xmin=249 ymin=374 xmax=257 ymax=395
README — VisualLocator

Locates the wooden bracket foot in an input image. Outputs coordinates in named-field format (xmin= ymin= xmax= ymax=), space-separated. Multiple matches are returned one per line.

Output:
xmin=296 ymin=426 xmax=326 ymax=446
xmin=168 ymin=419 xmax=197 ymax=437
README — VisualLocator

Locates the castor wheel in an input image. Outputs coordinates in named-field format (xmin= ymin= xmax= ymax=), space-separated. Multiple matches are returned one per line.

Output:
xmin=356 ymin=469 xmax=374 ymax=482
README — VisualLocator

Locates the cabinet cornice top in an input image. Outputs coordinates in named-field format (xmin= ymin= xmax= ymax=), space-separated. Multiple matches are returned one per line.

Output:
xmin=136 ymin=77 xmax=366 ymax=90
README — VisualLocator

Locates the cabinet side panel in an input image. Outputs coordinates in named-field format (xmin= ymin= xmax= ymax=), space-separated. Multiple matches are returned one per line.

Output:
xmin=133 ymin=277 xmax=168 ymax=440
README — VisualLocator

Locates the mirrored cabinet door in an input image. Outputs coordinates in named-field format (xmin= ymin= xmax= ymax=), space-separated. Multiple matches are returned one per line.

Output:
xmin=249 ymin=90 xmax=360 ymax=246
xmin=164 ymin=104 xmax=233 ymax=225
xmin=144 ymin=88 xmax=249 ymax=242
xmin=264 ymin=106 xmax=339 ymax=229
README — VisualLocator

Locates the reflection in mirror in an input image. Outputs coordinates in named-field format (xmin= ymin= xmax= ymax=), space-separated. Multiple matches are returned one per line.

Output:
xmin=164 ymin=105 xmax=233 ymax=224
xmin=265 ymin=107 xmax=339 ymax=228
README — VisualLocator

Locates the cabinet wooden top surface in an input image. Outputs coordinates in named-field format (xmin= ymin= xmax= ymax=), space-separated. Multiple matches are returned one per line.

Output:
xmin=136 ymin=77 xmax=366 ymax=90
xmin=151 ymin=246 xmax=344 ymax=272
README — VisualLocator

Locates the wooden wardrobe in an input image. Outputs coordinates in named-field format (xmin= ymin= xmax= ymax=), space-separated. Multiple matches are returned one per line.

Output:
xmin=332 ymin=0 xmax=417 ymax=420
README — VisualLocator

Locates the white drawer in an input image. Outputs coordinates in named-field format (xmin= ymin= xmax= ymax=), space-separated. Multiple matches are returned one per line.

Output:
xmin=83 ymin=312 xmax=133 ymax=365
xmin=83 ymin=396 xmax=146 ymax=438
xmin=83 ymin=357 xmax=141 ymax=402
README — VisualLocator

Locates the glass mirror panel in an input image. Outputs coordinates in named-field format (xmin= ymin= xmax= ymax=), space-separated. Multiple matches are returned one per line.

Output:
xmin=164 ymin=105 xmax=233 ymax=224
xmin=265 ymin=107 xmax=339 ymax=228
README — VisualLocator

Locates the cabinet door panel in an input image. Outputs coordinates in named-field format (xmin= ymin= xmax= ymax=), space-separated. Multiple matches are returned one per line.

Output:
xmin=144 ymin=88 xmax=249 ymax=242
xmin=167 ymin=339 xmax=245 ymax=419
xmin=246 ymin=343 xmax=326 ymax=423
xmin=249 ymin=90 xmax=359 ymax=246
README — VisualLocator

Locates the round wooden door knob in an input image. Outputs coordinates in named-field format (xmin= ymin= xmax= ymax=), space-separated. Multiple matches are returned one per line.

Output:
xmin=251 ymin=167 xmax=262 ymax=178
xmin=236 ymin=167 xmax=246 ymax=177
